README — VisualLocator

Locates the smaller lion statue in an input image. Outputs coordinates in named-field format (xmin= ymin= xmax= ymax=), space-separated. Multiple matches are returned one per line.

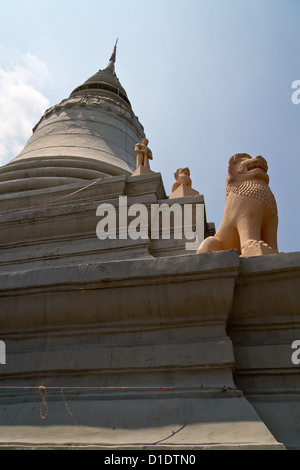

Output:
xmin=172 ymin=167 xmax=192 ymax=192
xmin=197 ymin=153 xmax=279 ymax=256
xmin=169 ymin=167 xmax=199 ymax=199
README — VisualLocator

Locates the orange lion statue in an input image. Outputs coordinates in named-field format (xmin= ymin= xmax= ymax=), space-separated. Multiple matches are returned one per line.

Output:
xmin=197 ymin=153 xmax=279 ymax=257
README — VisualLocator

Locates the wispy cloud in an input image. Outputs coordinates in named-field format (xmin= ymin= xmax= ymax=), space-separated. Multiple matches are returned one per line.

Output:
xmin=0 ymin=48 xmax=51 ymax=166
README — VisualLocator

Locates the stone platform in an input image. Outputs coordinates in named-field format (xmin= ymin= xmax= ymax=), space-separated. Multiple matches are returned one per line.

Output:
xmin=0 ymin=171 xmax=299 ymax=449
xmin=0 ymin=250 xmax=299 ymax=449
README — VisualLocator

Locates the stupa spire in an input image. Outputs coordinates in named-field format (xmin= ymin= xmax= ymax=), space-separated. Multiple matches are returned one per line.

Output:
xmin=106 ymin=39 xmax=118 ymax=71
xmin=69 ymin=39 xmax=131 ymax=107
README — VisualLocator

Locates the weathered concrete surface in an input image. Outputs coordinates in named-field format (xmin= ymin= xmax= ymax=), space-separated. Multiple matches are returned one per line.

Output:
xmin=227 ymin=251 xmax=300 ymax=450
xmin=0 ymin=172 xmax=213 ymax=272
xmin=12 ymin=97 xmax=143 ymax=174
xmin=0 ymin=395 xmax=283 ymax=450
xmin=0 ymin=250 xmax=290 ymax=450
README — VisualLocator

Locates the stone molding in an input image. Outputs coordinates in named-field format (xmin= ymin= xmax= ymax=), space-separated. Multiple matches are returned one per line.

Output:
xmin=32 ymin=95 xmax=144 ymax=138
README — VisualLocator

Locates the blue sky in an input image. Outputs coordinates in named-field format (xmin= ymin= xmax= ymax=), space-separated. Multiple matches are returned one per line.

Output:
xmin=0 ymin=0 xmax=299 ymax=253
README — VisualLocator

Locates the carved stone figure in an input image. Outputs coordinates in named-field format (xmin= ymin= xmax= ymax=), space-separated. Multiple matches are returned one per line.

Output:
xmin=169 ymin=167 xmax=199 ymax=199
xmin=135 ymin=138 xmax=152 ymax=168
xmin=197 ymin=154 xmax=278 ymax=256
xmin=132 ymin=138 xmax=155 ymax=176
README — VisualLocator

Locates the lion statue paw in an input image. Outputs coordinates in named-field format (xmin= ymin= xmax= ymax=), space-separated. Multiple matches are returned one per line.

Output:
xmin=240 ymin=239 xmax=278 ymax=257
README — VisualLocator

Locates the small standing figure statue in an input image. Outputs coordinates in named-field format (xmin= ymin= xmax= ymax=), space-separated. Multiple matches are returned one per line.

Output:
xmin=132 ymin=138 xmax=155 ymax=176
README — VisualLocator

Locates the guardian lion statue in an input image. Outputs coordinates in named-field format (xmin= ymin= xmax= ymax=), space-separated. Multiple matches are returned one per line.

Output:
xmin=197 ymin=153 xmax=279 ymax=256
xmin=172 ymin=167 xmax=192 ymax=191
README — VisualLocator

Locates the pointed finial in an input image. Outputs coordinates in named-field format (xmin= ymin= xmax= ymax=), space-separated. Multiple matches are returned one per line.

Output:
xmin=110 ymin=38 xmax=118 ymax=64
xmin=106 ymin=39 xmax=118 ymax=72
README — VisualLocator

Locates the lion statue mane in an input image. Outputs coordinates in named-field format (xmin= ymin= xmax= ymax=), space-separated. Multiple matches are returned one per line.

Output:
xmin=197 ymin=153 xmax=279 ymax=256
